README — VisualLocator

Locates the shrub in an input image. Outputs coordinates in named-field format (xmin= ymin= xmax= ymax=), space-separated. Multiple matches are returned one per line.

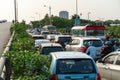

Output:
xmin=4 ymin=51 xmax=51 ymax=79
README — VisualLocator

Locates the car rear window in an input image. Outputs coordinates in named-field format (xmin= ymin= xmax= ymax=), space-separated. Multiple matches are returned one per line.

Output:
xmin=33 ymin=36 xmax=44 ymax=40
xmin=41 ymin=46 xmax=64 ymax=55
xmin=58 ymin=37 xmax=72 ymax=43
xmin=56 ymin=59 xmax=96 ymax=74
xmin=83 ymin=40 xmax=103 ymax=47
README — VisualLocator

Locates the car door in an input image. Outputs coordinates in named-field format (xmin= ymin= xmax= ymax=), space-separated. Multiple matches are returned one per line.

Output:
xmin=98 ymin=54 xmax=117 ymax=80
xmin=111 ymin=55 xmax=120 ymax=80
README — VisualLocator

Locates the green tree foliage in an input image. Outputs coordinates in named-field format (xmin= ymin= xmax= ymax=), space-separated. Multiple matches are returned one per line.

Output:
xmin=52 ymin=16 xmax=73 ymax=28
xmin=4 ymin=51 xmax=50 ymax=79
xmin=6 ymin=23 xmax=51 ymax=79
xmin=106 ymin=26 xmax=120 ymax=38
xmin=30 ymin=21 xmax=40 ymax=28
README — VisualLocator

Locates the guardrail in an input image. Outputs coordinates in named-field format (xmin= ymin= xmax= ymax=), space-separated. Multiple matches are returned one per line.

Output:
xmin=0 ymin=31 xmax=15 ymax=80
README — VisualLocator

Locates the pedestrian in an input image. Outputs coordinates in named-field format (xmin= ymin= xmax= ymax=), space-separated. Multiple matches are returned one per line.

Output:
xmin=85 ymin=41 xmax=97 ymax=61
xmin=83 ymin=42 xmax=89 ymax=53
xmin=101 ymin=41 xmax=115 ymax=58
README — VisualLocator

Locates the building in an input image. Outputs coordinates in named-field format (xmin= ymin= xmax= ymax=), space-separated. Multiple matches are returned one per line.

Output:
xmin=59 ymin=11 xmax=69 ymax=19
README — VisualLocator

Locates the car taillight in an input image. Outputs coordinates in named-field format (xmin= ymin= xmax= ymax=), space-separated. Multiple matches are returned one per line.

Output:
xmin=79 ymin=47 xmax=87 ymax=53
xmin=96 ymin=73 xmax=101 ymax=80
xmin=50 ymin=74 xmax=58 ymax=80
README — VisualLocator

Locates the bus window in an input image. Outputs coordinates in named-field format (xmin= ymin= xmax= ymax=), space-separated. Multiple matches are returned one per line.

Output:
xmin=72 ymin=30 xmax=85 ymax=37
xmin=86 ymin=30 xmax=104 ymax=36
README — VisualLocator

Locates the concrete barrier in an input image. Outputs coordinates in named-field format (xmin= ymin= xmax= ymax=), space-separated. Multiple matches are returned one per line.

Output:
xmin=0 ymin=31 xmax=15 ymax=80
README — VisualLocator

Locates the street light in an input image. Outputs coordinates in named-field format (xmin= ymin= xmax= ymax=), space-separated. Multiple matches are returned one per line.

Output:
xmin=75 ymin=0 xmax=80 ymax=26
xmin=44 ymin=5 xmax=52 ymax=25
xmin=76 ymin=0 xmax=78 ymax=16
xmin=88 ymin=12 xmax=91 ymax=20
xmin=14 ymin=0 xmax=18 ymax=22
xmin=80 ymin=13 xmax=82 ymax=18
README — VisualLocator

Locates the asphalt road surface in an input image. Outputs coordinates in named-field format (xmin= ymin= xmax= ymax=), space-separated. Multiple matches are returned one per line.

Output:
xmin=0 ymin=22 xmax=12 ymax=56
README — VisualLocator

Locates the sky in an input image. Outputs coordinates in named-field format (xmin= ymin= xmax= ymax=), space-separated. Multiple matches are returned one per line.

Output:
xmin=0 ymin=0 xmax=120 ymax=23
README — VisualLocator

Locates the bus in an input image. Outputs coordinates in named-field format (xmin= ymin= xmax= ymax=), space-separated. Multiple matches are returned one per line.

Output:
xmin=42 ymin=25 xmax=56 ymax=34
xmin=71 ymin=25 xmax=106 ymax=41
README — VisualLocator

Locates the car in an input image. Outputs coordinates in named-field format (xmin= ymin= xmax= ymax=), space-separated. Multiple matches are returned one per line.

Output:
xmin=49 ymin=51 xmax=101 ymax=80
xmin=46 ymin=34 xmax=56 ymax=41
xmin=65 ymin=37 xmax=104 ymax=59
xmin=32 ymin=35 xmax=45 ymax=40
xmin=39 ymin=43 xmax=64 ymax=55
xmin=96 ymin=51 xmax=120 ymax=80
xmin=41 ymin=31 xmax=50 ymax=38
xmin=35 ymin=39 xmax=51 ymax=48
xmin=54 ymin=35 xmax=72 ymax=48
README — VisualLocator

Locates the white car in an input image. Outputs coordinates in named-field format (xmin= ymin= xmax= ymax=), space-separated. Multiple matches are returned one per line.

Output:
xmin=96 ymin=51 xmax=120 ymax=80
xmin=65 ymin=37 xmax=104 ymax=59
xmin=32 ymin=35 xmax=45 ymax=40
xmin=46 ymin=34 xmax=56 ymax=41
xmin=39 ymin=43 xmax=64 ymax=55
xmin=54 ymin=35 xmax=72 ymax=48
xmin=35 ymin=39 xmax=51 ymax=48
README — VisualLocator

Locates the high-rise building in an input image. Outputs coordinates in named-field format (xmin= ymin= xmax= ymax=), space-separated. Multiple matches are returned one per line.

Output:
xmin=59 ymin=11 xmax=69 ymax=19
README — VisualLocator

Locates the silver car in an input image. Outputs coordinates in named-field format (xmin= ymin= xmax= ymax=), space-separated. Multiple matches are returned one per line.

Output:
xmin=96 ymin=51 xmax=120 ymax=80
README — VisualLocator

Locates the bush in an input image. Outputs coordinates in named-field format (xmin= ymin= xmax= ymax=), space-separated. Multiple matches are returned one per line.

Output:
xmin=4 ymin=51 xmax=51 ymax=79
xmin=6 ymin=23 xmax=51 ymax=79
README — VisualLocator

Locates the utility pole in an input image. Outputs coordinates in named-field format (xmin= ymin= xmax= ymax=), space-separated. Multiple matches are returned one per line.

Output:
xmin=75 ymin=0 xmax=80 ymax=26
xmin=14 ymin=0 xmax=18 ymax=22
xmin=88 ymin=12 xmax=91 ymax=20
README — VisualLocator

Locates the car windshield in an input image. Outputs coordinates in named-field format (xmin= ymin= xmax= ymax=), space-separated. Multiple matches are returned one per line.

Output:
xmin=41 ymin=46 xmax=63 ymax=55
xmin=83 ymin=40 xmax=103 ymax=47
xmin=48 ymin=26 xmax=56 ymax=30
xmin=33 ymin=36 xmax=44 ymax=40
xmin=56 ymin=59 xmax=96 ymax=74
xmin=42 ymin=32 xmax=50 ymax=35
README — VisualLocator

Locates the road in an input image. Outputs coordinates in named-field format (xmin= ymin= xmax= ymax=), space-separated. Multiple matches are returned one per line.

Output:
xmin=0 ymin=22 xmax=12 ymax=56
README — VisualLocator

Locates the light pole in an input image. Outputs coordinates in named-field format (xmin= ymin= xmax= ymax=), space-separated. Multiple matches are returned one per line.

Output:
xmin=44 ymin=5 xmax=52 ymax=25
xmin=80 ymin=13 xmax=82 ymax=18
xmin=88 ymin=12 xmax=91 ymax=20
xmin=75 ymin=0 xmax=79 ymax=26
xmin=14 ymin=0 xmax=18 ymax=22
xmin=76 ymin=0 xmax=78 ymax=16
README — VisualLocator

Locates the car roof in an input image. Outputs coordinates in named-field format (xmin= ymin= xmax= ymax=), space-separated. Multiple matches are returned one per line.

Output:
xmin=35 ymin=39 xmax=50 ymax=42
xmin=55 ymin=35 xmax=71 ymax=37
xmin=73 ymin=37 xmax=101 ymax=40
xmin=50 ymin=51 xmax=92 ymax=59
xmin=41 ymin=43 xmax=62 ymax=47
xmin=109 ymin=51 xmax=120 ymax=55
xmin=32 ymin=35 xmax=44 ymax=37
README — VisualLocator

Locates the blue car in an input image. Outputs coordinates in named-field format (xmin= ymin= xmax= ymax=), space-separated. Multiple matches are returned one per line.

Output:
xmin=49 ymin=51 xmax=101 ymax=80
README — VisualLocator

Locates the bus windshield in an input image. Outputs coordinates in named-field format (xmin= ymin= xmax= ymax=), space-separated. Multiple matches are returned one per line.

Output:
xmin=86 ymin=30 xmax=104 ymax=36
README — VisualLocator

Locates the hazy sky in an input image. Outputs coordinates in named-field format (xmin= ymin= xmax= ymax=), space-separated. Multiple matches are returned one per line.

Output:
xmin=0 ymin=0 xmax=120 ymax=23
